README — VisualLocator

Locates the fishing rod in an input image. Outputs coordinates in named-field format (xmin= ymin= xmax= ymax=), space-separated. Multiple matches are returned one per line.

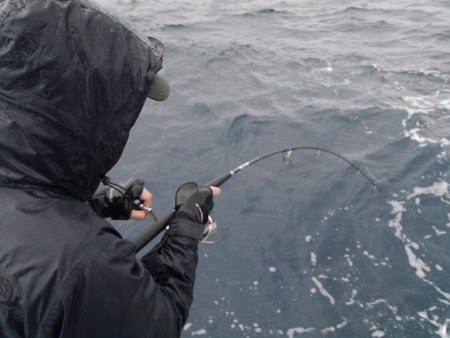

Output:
xmin=133 ymin=146 xmax=387 ymax=252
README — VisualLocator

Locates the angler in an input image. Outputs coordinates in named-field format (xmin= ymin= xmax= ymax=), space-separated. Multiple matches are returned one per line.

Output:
xmin=0 ymin=0 xmax=219 ymax=337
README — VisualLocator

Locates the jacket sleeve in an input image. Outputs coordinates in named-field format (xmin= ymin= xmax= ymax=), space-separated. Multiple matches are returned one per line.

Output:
xmin=57 ymin=219 xmax=204 ymax=338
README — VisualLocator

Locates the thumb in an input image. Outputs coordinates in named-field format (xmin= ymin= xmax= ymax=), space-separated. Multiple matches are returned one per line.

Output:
xmin=210 ymin=186 xmax=221 ymax=197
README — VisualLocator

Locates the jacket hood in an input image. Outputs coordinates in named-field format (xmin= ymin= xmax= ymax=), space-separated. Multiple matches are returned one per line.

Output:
xmin=0 ymin=0 xmax=163 ymax=200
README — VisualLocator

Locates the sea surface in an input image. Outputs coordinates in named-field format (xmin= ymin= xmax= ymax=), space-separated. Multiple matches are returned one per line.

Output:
xmin=103 ymin=0 xmax=450 ymax=336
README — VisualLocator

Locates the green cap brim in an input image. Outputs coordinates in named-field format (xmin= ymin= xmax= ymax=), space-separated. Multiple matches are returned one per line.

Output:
xmin=147 ymin=74 xmax=170 ymax=101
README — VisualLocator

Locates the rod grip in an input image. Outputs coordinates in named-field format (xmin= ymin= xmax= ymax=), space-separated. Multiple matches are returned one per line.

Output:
xmin=204 ymin=172 xmax=232 ymax=187
xmin=134 ymin=210 xmax=175 ymax=252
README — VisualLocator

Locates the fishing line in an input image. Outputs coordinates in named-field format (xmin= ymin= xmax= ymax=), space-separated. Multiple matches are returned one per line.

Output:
xmin=133 ymin=146 xmax=388 ymax=252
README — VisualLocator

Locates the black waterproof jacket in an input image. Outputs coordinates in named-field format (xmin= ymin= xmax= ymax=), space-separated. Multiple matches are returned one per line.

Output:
xmin=0 ymin=1 xmax=204 ymax=337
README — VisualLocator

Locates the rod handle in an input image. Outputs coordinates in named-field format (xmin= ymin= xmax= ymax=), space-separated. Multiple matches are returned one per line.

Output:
xmin=204 ymin=172 xmax=232 ymax=188
xmin=134 ymin=210 xmax=175 ymax=252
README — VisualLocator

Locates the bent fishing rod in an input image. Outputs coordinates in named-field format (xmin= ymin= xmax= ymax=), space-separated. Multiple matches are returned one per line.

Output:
xmin=133 ymin=146 xmax=387 ymax=252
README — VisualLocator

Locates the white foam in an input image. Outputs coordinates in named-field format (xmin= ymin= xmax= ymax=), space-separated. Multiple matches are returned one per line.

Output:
xmin=363 ymin=250 xmax=377 ymax=261
xmin=395 ymin=90 xmax=450 ymax=153
xmin=437 ymin=319 xmax=450 ymax=338
xmin=404 ymin=245 xmax=430 ymax=279
xmin=423 ymin=279 xmax=450 ymax=301
xmin=312 ymin=277 xmax=335 ymax=305
xmin=432 ymin=226 xmax=447 ymax=236
xmin=310 ymin=252 xmax=317 ymax=266
xmin=268 ymin=266 xmax=277 ymax=273
xmin=312 ymin=61 xmax=333 ymax=74
xmin=418 ymin=311 xmax=450 ymax=338
xmin=365 ymin=299 xmax=401 ymax=320
xmin=191 ymin=329 xmax=207 ymax=335
xmin=321 ymin=326 xmax=335 ymax=333
xmin=372 ymin=330 xmax=386 ymax=337
xmin=388 ymin=200 xmax=439 ymax=281
xmin=286 ymin=326 xmax=315 ymax=337
xmin=320 ymin=320 xmax=348 ymax=334
xmin=344 ymin=254 xmax=354 ymax=267
xmin=336 ymin=320 xmax=348 ymax=329
xmin=407 ymin=181 xmax=449 ymax=200
xmin=345 ymin=289 xmax=358 ymax=305
xmin=402 ymin=91 xmax=448 ymax=118
xmin=404 ymin=128 xmax=439 ymax=147
xmin=305 ymin=235 xmax=312 ymax=242
xmin=388 ymin=200 xmax=406 ymax=239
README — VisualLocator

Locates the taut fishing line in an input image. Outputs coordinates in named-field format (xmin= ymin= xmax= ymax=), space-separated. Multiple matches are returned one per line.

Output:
xmin=133 ymin=146 xmax=388 ymax=252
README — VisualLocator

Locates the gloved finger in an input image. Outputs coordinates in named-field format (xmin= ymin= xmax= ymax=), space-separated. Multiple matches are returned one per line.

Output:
xmin=210 ymin=186 xmax=221 ymax=197
xmin=124 ymin=178 xmax=144 ymax=200
xmin=197 ymin=187 xmax=214 ymax=203
xmin=175 ymin=182 xmax=198 ymax=208
xmin=196 ymin=187 xmax=214 ymax=223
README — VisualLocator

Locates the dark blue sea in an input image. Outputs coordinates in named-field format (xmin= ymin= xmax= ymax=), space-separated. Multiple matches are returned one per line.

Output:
xmin=104 ymin=0 xmax=450 ymax=336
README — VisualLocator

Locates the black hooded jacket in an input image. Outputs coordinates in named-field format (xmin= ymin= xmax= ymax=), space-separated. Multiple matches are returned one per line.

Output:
xmin=0 ymin=0 xmax=204 ymax=337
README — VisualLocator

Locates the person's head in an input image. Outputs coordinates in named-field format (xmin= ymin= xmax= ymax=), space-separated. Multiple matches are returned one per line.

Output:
xmin=0 ymin=0 xmax=165 ymax=200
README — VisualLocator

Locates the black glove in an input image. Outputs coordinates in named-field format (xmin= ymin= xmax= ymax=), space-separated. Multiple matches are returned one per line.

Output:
xmin=90 ymin=178 xmax=144 ymax=220
xmin=173 ymin=182 xmax=214 ymax=224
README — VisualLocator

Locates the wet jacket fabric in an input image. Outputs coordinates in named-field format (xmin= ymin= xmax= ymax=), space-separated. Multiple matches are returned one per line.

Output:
xmin=0 ymin=0 xmax=203 ymax=337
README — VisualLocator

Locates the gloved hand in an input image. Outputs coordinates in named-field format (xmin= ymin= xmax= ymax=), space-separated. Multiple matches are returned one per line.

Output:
xmin=90 ymin=178 xmax=145 ymax=220
xmin=173 ymin=182 xmax=214 ymax=224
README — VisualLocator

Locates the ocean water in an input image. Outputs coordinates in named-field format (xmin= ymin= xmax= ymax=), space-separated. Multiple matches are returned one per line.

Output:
xmin=103 ymin=0 xmax=450 ymax=336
